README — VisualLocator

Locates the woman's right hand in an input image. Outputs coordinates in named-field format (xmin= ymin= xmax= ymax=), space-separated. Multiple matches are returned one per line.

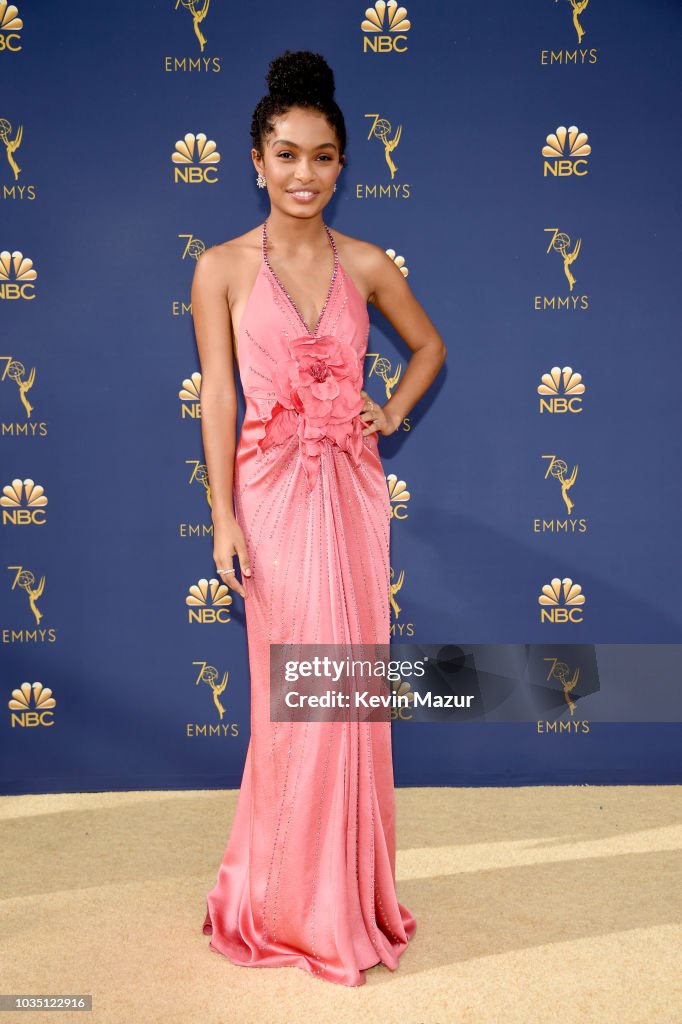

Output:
xmin=213 ymin=516 xmax=252 ymax=599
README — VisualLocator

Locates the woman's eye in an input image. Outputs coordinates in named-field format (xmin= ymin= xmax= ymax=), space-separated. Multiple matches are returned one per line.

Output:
xmin=276 ymin=152 xmax=332 ymax=161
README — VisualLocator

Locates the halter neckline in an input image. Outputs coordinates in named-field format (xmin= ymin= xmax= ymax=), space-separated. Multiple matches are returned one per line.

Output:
xmin=261 ymin=219 xmax=339 ymax=337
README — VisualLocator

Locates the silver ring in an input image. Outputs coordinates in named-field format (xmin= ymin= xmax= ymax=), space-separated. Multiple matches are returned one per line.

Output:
xmin=217 ymin=568 xmax=236 ymax=575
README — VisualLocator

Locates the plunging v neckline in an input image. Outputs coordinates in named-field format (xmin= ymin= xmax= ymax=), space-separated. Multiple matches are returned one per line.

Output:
xmin=261 ymin=219 xmax=339 ymax=338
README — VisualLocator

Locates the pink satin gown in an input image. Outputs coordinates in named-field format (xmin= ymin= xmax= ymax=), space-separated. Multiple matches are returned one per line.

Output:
xmin=201 ymin=219 xmax=417 ymax=986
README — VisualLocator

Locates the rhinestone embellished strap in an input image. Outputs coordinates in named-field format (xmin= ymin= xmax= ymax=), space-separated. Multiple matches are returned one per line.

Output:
xmin=261 ymin=219 xmax=339 ymax=338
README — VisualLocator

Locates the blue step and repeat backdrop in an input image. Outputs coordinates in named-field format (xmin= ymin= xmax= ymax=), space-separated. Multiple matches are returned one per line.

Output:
xmin=2 ymin=1 xmax=681 ymax=793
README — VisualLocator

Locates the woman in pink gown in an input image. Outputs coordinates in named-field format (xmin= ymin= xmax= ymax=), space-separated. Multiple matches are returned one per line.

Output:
xmin=192 ymin=50 xmax=446 ymax=987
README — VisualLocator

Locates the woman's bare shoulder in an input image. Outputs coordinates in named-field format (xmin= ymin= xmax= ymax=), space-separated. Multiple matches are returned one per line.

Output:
xmin=330 ymin=227 xmax=392 ymax=302
xmin=330 ymin=226 xmax=386 ymax=261
xmin=193 ymin=226 xmax=262 ymax=288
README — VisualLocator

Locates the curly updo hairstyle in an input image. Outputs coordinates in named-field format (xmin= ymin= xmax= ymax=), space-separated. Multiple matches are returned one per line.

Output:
xmin=250 ymin=50 xmax=347 ymax=164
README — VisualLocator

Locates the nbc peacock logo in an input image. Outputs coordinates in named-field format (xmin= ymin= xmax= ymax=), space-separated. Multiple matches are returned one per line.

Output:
xmin=386 ymin=248 xmax=408 ymax=277
xmin=1 ymin=478 xmax=48 ymax=525
xmin=179 ymin=371 xmax=202 ymax=419
xmin=8 ymin=681 xmax=56 ymax=727
xmin=538 ymin=577 xmax=585 ymax=623
xmin=0 ymin=250 xmax=37 ymax=299
xmin=361 ymin=1 xmax=411 ymax=53
xmin=542 ymin=125 xmax=591 ymax=176
xmin=538 ymin=366 xmax=585 ymax=414
xmin=172 ymin=132 xmax=220 ymax=184
xmin=0 ymin=1 xmax=23 ymax=52
xmin=390 ymin=678 xmax=415 ymax=721
xmin=186 ymin=577 xmax=233 ymax=624
xmin=387 ymin=472 xmax=410 ymax=520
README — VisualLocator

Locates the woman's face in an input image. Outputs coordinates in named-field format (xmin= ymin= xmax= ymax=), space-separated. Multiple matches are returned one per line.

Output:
xmin=253 ymin=105 xmax=343 ymax=214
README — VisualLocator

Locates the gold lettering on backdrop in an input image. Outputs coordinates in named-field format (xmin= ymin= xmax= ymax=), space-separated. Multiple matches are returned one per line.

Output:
xmin=163 ymin=57 xmax=221 ymax=73
xmin=532 ymin=518 xmax=588 ymax=533
xmin=179 ymin=372 xmax=202 ymax=419
xmin=186 ymin=578 xmax=233 ymax=624
xmin=537 ymin=719 xmax=591 ymax=733
xmin=165 ymin=1 xmax=221 ymax=72
xmin=542 ymin=125 xmax=591 ymax=176
xmin=387 ymin=473 xmax=410 ymax=520
xmin=389 ymin=680 xmax=415 ymax=720
xmin=355 ymin=183 xmax=411 ymax=199
xmin=361 ymin=1 xmax=411 ymax=53
xmin=0 ymin=250 xmax=37 ymax=299
xmin=179 ymin=522 xmax=214 ymax=538
xmin=356 ymin=115 xmax=411 ymax=199
xmin=2 ymin=627 xmax=58 ymax=643
xmin=8 ymin=681 xmax=56 ymax=727
xmin=533 ymin=295 xmax=590 ymax=310
xmin=537 ymin=366 xmax=585 ymax=414
xmin=538 ymin=577 xmax=585 ymax=623
xmin=539 ymin=48 xmax=598 ymax=65
xmin=171 ymin=133 xmax=220 ymax=184
xmin=534 ymin=229 xmax=589 ymax=310
xmin=535 ymin=455 xmax=588 ymax=533
xmin=539 ymin=0 xmax=597 ymax=63
xmin=0 ymin=3 xmax=23 ymax=52
xmin=1 ymin=479 xmax=48 ymax=525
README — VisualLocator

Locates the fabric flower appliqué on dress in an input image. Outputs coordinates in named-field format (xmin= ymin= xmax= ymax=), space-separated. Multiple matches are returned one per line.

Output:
xmin=256 ymin=334 xmax=365 ymax=491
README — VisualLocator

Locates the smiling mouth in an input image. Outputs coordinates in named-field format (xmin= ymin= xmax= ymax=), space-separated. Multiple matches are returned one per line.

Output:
xmin=288 ymin=189 xmax=319 ymax=196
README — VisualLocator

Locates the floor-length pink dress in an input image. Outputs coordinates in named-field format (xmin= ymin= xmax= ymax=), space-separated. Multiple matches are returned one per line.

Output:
xmin=201 ymin=219 xmax=417 ymax=986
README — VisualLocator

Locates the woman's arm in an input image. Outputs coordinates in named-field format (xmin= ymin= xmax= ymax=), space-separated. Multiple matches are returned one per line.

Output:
xmin=359 ymin=244 xmax=447 ymax=437
xmin=190 ymin=247 xmax=250 ymax=596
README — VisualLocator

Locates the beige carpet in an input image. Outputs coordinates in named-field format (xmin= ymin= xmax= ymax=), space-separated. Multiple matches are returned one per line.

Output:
xmin=2 ymin=785 xmax=680 ymax=1024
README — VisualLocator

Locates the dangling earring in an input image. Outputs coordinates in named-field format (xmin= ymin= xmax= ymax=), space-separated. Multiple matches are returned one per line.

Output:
xmin=256 ymin=172 xmax=266 ymax=189
xmin=333 ymin=183 xmax=337 ymax=192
